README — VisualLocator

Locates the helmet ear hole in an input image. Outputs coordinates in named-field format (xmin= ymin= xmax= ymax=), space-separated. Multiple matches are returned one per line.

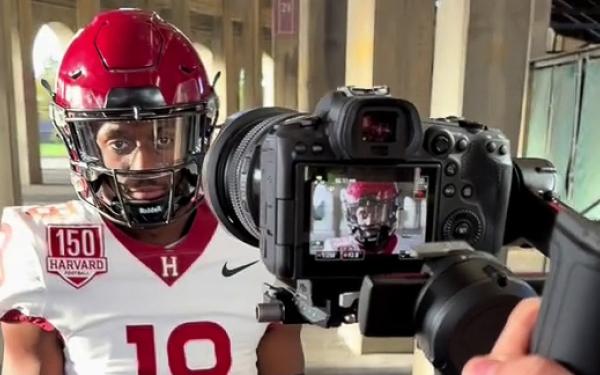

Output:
xmin=70 ymin=70 xmax=83 ymax=79
xmin=179 ymin=65 xmax=193 ymax=74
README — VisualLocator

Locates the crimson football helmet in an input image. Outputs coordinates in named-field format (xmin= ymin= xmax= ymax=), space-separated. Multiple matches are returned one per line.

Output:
xmin=343 ymin=181 xmax=400 ymax=250
xmin=49 ymin=9 xmax=217 ymax=228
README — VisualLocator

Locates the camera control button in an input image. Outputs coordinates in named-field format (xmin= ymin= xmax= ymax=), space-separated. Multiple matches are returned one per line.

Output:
xmin=453 ymin=220 xmax=473 ymax=239
xmin=486 ymin=141 xmax=498 ymax=153
xmin=461 ymin=185 xmax=473 ymax=199
xmin=445 ymin=161 xmax=458 ymax=176
xmin=432 ymin=134 xmax=452 ymax=155
xmin=498 ymin=144 xmax=508 ymax=155
xmin=442 ymin=210 xmax=483 ymax=245
xmin=456 ymin=138 xmax=469 ymax=152
xmin=311 ymin=143 xmax=324 ymax=154
xmin=443 ymin=184 xmax=456 ymax=197
xmin=294 ymin=142 xmax=307 ymax=154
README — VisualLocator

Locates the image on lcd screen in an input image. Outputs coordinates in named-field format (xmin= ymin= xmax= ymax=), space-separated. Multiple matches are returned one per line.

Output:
xmin=309 ymin=167 xmax=429 ymax=260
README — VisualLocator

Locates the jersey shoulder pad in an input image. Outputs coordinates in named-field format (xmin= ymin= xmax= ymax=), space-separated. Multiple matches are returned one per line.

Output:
xmin=0 ymin=206 xmax=47 ymax=317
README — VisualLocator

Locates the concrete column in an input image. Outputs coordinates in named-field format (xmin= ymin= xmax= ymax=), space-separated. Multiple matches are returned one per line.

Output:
xmin=272 ymin=0 xmax=298 ymax=108
xmin=429 ymin=0 xmax=470 ymax=120
xmin=77 ymin=0 xmax=101 ymax=29
xmin=240 ymin=0 xmax=262 ymax=109
xmin=0 ymin=0 xmax=23 ymax=210
xmin=13 ymin=0 xmax=42 ymax=186
xmin=298 ymin=0 xmax=347 ymax=112
xmin=431 ymin=0 xmax=539 ymax=156
xmin=346 ymin=0 xmax=435 ymax=117
xmin=518 ymin=0 xmax=552 ymax=154
xmin=463 ymin=0 xmax=532 ymax=155
xmin=212 ymin=0 xmax=238 ymax=118
xmin=172 ymin=0 xmax=191 ymax=35
xmin=529 ymin=0 xmax=552 ymax=60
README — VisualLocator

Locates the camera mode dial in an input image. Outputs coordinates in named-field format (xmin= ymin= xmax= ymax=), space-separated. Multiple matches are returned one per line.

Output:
xmin=442 ymin=209 xmax=483 ymax=246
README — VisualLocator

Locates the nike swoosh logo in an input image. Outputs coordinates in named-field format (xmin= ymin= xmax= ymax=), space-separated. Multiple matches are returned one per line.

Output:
xmin=221 ymin=260 xmax=260 ymax=277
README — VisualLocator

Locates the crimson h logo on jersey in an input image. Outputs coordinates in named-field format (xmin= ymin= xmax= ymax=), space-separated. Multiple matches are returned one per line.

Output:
xmin=160 ymin=255 xmax=179 ymax=278
xmin=46 ymin=225 xmax=107 ymax=288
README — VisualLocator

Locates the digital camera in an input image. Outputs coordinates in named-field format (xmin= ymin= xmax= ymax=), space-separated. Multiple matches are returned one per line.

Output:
xmin=204 ymin=86 xmax=513 ymax=282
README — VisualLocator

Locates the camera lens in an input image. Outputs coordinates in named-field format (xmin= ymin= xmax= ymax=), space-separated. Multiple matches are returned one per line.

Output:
xmin=202 ymin=108 xmax=299 ymax=246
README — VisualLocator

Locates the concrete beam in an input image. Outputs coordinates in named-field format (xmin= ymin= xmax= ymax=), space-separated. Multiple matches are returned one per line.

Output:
xmin=188 ymin=0 xmax=223 ymax=17
xmin=32 ymin=1 xmax=77 ymax=34
xmin=145 ymin=0 xmax=270 ymax=28
xmin=102 ymin=0 xmax=147 ymax=9
xmin=0 ymin=0 xmax=23 ymax=209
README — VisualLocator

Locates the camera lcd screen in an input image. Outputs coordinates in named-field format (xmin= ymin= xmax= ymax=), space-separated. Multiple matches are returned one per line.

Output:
xmin=360 ymin=111 xmax=397 ymax=143
xmin=308 ymin=166 xmax=434 ymax=261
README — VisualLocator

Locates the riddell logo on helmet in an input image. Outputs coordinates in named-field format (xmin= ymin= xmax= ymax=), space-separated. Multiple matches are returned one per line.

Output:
xmin=139 ymin=206 xmax=163 ymax=214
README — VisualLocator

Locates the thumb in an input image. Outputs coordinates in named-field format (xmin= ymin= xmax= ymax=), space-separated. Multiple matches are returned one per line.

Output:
xmin=462 ymin=356 xmax=500 ymax=375
xmin=462 ymin=355 xmax=573 ymax=375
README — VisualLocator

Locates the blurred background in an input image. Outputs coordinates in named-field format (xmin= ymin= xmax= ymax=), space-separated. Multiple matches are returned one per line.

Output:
xmin=0 ymin=0 xmax=599 ymax=373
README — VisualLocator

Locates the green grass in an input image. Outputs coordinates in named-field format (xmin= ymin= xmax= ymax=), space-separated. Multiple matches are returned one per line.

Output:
xmin=40 ymin=142 xmax=68 ymax=158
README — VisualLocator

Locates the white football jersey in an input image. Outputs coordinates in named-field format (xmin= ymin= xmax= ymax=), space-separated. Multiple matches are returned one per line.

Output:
xmin=0 ymin=200 xmax=275 ymax=375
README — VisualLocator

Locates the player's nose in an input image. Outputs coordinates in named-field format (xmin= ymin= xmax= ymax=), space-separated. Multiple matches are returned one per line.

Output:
xmin=129 ymin=144 xmax=164 ymax=170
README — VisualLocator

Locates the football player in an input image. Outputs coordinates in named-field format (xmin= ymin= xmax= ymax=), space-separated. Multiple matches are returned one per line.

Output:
xmin=0 ymin=9 xmax=304 ymax=375
xmin=324 ymin=181 xmax=403 ymax=255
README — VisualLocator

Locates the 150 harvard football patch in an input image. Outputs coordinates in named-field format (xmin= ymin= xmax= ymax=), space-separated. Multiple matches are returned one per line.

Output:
xmin=46 ymin=225 xmax=107 ymax=288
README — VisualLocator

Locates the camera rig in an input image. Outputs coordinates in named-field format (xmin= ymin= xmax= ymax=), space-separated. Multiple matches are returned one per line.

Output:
xmin=203 ymin=86 xmax=599 ymax=375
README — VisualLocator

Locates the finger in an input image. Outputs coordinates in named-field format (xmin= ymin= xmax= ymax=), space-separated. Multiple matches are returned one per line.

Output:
xmin=462 ymin=355 xmax=501 ymax=375
xmin=462 ymin=355 xmax=573 ymax=375
xmin=491 ymin=297 xmax=541 ymax=359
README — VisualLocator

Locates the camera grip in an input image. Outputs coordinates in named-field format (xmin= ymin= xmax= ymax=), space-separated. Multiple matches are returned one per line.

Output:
xmin=531 ymin=210 xmax=600 ymax=375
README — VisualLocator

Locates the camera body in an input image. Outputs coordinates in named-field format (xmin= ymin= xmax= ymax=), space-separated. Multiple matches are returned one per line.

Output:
xmin=259 ymin=86 xmax=513 ymax=281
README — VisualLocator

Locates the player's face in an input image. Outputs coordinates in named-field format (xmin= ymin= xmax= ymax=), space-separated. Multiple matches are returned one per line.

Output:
xmin=355 ymin=201 xmax=392 ymax=229
xmin=94 ymin=118 xmax=190 ymax=202
xmin=95 ymin=119 xmax=186 ymax=170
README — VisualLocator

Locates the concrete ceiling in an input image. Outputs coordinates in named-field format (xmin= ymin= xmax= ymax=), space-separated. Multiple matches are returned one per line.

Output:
xmin=552 ymin=0 xmax=600 ymax=42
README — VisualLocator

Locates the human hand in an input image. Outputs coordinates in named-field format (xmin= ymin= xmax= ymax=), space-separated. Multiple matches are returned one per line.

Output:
xmin=462 ymin=297 xmax=572 ymax=375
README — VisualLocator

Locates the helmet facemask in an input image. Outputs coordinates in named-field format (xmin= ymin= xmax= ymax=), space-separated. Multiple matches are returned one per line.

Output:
xmin=51 ymin=102 xmax=216 ymax=228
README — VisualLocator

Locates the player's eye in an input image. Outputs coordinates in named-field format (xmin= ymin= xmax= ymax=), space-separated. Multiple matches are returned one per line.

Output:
xmin=108 ymin=139 xmax=134 ymax=154
xmin=156 ymin=136 xmax=174 ymax=149
xmin=357 ymin=209 xmax=369 ymax=220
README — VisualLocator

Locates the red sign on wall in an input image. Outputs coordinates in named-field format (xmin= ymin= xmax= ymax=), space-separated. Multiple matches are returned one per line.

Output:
xmin=274 ymin=0 xmax=298 ymax=36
